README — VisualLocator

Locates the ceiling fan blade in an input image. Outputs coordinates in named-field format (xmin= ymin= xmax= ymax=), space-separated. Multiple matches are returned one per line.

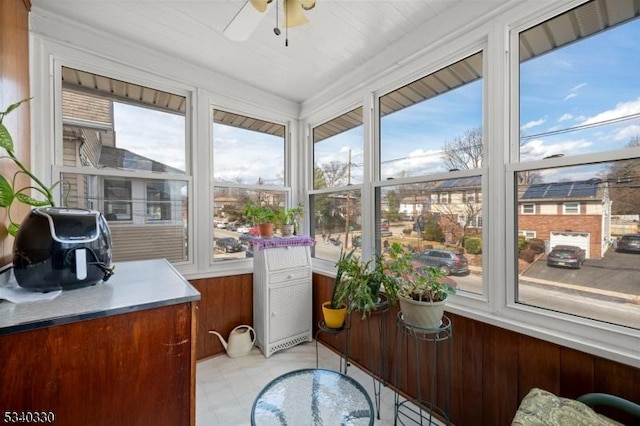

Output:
xmin=284 ymin=0 xmax=308 ymax=28
xmin=223 ymin=0 xmax=268 ymax=41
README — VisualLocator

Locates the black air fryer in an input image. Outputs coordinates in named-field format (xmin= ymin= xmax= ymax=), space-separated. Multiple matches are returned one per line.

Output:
xmin=13 ymin=207 xmax=114 ymax=292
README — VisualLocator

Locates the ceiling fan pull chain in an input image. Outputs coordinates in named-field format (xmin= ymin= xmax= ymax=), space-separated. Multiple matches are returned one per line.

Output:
xmin=285 ymin=0 xmax=289 ymax=47
xmin=274 ymin=0 xmax=281 ymax=35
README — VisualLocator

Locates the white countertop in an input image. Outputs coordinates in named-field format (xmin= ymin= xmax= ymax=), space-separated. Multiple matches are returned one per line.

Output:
xmin=0 ymin=258 xmax=200 ymax=335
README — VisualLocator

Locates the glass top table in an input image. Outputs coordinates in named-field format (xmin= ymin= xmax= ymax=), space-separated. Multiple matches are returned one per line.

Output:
xmin=251 ymin=368 xmax=374 ymax=425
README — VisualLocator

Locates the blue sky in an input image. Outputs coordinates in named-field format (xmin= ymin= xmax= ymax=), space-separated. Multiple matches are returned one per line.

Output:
xmin=114 ymin=16 xmax=639 ymax=186
xmin=315 ymin=17 xmax=639 ymax=184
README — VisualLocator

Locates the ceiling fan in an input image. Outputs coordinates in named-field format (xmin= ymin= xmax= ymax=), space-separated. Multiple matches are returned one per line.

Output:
xmin=224 ymin=0 xmax=316 ymax=42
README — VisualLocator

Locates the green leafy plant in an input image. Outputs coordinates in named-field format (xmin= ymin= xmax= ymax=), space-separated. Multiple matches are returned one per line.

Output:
xmin=244 ymin=201 xmax=276 ymax=225
xmin=329 ymin=248 xmax=355 ymax=310
xmin=274 ymin=203 xmax=304 ymax=226
xmin=332 ymin=249 xmax=399 ymax=318
xmin=0 ymin=99 xmax=59 ymax=236
xmin=387 ymin=242 xmax=456 ymax=302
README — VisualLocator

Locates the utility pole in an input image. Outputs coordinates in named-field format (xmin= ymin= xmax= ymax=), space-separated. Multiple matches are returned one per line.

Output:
xmin=345 ymin=149 xmax=351 ymax=248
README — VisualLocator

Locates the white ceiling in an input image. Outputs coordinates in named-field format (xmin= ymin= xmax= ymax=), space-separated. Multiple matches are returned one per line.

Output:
xmin=30 ymin=0 xmax=516 ymax=104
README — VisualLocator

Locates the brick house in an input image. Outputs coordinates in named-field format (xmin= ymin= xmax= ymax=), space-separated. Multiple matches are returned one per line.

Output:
xmin=518 ymin=178 xmax=612 ymax=259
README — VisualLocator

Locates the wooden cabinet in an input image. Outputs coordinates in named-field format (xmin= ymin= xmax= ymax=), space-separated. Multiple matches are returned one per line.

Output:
xmin=252 ymin=239 xmax=313 ymax=357
xmin=0 ymin=259 xmax=200 ymax=426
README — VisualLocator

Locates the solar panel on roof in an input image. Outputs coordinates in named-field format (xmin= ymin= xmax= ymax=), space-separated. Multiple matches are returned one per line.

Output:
xmin=521 ymin=179 xmax=600 ymax=199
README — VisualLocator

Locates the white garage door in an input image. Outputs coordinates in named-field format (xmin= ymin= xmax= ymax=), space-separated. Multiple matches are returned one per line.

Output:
xmin=549 ymin=231 xmax=590 ymax=258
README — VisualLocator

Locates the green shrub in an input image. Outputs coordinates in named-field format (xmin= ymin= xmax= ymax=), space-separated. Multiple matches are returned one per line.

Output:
xmin=423 ymin=216 xmax=445 ymax=242
xmin=517 ymin=235 xmax=528 ymax=252
xmin=464 ymin=237 xmax=482 ymax=254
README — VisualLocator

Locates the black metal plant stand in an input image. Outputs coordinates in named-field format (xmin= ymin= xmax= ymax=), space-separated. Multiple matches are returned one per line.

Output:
xmin=394 ymin=313 xmax=452 ymax=425
xmin=364 ymin=295 xmax=390 ymax=420
xmin=316 ymin=313 xmax=351 ymax=374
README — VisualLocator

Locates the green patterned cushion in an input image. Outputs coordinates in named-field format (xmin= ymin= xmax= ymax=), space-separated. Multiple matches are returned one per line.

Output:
xmin=512 ymin=388 xmax=623 ymax=426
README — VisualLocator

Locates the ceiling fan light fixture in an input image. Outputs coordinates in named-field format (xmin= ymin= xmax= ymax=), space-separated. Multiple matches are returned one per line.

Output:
xmin=250 ymin=0 xmax=272 ymax=13
xmin=301 ymin=0 xmax=316 ymax=11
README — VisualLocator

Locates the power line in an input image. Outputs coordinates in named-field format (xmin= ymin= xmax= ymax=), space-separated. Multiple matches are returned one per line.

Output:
xmin=520 ymin=112 xmax=640 ymax=141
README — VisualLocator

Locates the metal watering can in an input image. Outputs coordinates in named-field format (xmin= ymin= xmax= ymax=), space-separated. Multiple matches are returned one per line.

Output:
xmin=209 ymin=325 xmax=256 ymax=358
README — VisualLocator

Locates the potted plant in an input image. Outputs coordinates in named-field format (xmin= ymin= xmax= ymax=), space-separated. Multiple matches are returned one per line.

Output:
xmin=338 ymin=252 xmax=400 ymax=318
xmin=321 ymin=248 xmax=354 ymax=328
xmin=0 ymin=98 xmax=58 ymax=236
xmin=325 ymin=249 xmax=400 ymax=326
xmin=244 ymin=202 xmax=276 ymax=238
xmin=275 ymin=203 xmax=304 ymax=237
xmin=387 ymin=242 xmax=456 ymax=329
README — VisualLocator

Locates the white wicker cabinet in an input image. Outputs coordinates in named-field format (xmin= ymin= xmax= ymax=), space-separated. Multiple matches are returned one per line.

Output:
xmin=253 ymin=243 xmax=313 ymax=357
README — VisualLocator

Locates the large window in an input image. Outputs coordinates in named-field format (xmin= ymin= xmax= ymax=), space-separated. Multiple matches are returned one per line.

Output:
xmin=58 ymin=67 xmax=189 ymax=264
xmin=311 ymin=107 xmax=364 ymax=263
xmin=377 ymin=51 xmax=485 ymax=295
xmin=212 ymin=110 xmax=287 ymax=262
xmin=516 ymin=1 xmax=640 ymax=329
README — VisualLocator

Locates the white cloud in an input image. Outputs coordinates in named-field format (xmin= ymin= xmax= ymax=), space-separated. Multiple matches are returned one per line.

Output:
xmin=564 ymin=83 xmax=587 ymax=101
xmin=521 ymin=118 xmax=546 ymax=131
xmin=580 ymin=98 xmax=640 ymax=126
xmin=520 ymin=138 xmax=592 ymax=162
xmin=558 ymin=113 xmax=573 ymax=122
xmin=613 ymin=124 xmax=640 ymax=142
xmin=382 ymin=148 xmax=445 ymax=178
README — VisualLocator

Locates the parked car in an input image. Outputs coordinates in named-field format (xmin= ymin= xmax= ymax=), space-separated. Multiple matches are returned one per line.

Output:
xmin=236 ymin=225 xmax=251 ymax=234
xmin=614 ymin=234 xmax=640 ymax=254
xmin=412 ymin=249 xmax=469 ymax=276
xmin=216 ymin=237 xmax=243 ymax=253
xmin=546 ymin=245 xmax=586 ymax=269
xmin=238 ymin=232 xmax=253 ymax=245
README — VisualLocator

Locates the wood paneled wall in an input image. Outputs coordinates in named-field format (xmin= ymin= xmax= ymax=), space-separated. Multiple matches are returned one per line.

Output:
xmin=0 ymin=0 xmax=31 ymax=266
xmin=190 ymin=274 xmax=253 ymax=360
xmin=192 ymin=272 xmax=639 ymax=425
xmin=312 ymin=273 xmax=640 ymax=426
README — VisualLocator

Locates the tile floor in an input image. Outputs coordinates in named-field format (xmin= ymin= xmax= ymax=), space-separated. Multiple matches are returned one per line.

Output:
xmin=196 ymin=341 xmax=442 ymax=425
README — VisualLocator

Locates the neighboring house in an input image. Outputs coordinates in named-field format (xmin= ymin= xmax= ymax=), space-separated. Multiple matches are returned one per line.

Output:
xmin=61 ymin=91 xmax=188 ymax=263
xmin=518 ymin=178 xmax=612 ymax=259
xmin=427 ymin=176 xmax=483 ymax=244
xmin=398 ymin=195 xmax=430 ymax=220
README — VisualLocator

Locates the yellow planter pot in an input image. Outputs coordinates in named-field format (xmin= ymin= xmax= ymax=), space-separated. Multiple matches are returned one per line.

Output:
xmin=321 ymin=301 xmax=347 ymax=329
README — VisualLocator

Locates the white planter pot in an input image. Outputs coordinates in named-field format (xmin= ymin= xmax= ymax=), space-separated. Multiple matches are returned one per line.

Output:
xmin=281 ymin=224 xmax=294 ymax=237
xmin=398 ymin=296 xmax=446 ymax=329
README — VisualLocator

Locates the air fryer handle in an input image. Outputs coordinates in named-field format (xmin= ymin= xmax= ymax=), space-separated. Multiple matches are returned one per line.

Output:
xmin=75 ymin=248 xmax=87 ymax=280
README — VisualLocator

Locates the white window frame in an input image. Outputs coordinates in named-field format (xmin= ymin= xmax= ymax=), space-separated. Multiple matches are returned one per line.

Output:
xmin=501 ymin=1 xmax=640 ymax=366
xmin=521 ymin=203 xmax=535 ymax=214
xmin=563 ymin=202 xmax=580 ymax=215
xmin=518 ymin=230 xmax=536 ymax=239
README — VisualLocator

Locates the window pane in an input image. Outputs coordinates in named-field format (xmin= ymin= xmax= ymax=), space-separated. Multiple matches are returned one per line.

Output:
xmin=59 ymin=67 xmax=189 ymax=265
xmin=62 ymin=68 xmax=186 ymax=175
xmin=213 ymin=110 xmax=285 ymax=186
xmin=212 ymin=187 xmax=287 ymax=262
xmin=380 ymin=52 xmax=483 ymax=180
xmin=313 ymin=107 xmax=364 ymax=188
xmin=519 ymin=7 xmax=640 ymax=160
xmin=61 ymin=173 xmax=188 ymax=263
xmin=311 ymin=190 xmax=362 ymax=263
xmin=515 ymin=161 xmax=640 ymax=329
xmin=378 ymin=179 xmax=482 ymax=295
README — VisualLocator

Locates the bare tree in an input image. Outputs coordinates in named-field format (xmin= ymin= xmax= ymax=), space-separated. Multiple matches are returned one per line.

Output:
xmin=320 ymin=161 xmax=351 ymax=188
xmin=604 ymin=136 xmax=640 ymax=215
xmin=442 ymin=127 xmax=483 ymax=170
